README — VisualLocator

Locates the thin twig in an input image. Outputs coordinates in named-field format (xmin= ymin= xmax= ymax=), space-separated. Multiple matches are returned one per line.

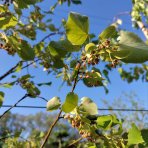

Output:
xmin=68 ymin=137 xmax=83 ymax=147
xmin=38 ymin=96 xmax=48 ymax=102
xmin=40 ymin=110 xmax=62 ymax=148
xmin=40 ymin=31 xmax=64 ymax=43
xmin=40 ymin=61 xmax=81 ymax=147
xmin=0 ymin=94 xmax=28 ymax=120
xmin=0 ymin=61 xmax=22 ymax=81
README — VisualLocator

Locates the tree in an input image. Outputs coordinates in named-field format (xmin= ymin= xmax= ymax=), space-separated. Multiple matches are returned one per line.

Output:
xmin=0 ymin=0 xmax=148 ymax=147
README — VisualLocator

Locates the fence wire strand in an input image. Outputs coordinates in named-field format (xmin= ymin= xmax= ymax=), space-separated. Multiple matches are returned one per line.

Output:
xmin=1 ymin=105 xmax=148 ymax=112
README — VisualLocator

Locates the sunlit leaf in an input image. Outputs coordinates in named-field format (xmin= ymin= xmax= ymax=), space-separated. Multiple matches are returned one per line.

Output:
xmin=66 ymin=12 xmax=89 ymax=45
xmin=79 ymin=97 xmax=98 ymax=115
xmin=113 ymin=31 xmax=148 ymax=63
xmin=99 ymin=25 xmax=117 ymax=40
xmin=47 ymin=97 xmax=61 ymax=111
xmin=128 ymin=123 xmax=144 ymax=145
xmin=62 ymin=92 xmax=78 ymax=113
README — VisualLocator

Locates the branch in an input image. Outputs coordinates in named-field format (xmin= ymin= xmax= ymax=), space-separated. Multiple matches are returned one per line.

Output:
xmin=38 ymin=96 xmax=48 ymax=102
xmin=68 ymin=137 xmax=83 ymax=147
xmin=40 ymin=110 xmax=62 ymax=148
xmin=39 ymin=31 xmax=64 ymax=43
xmin=0 ymin=59 xmax=40 ymax=82
xmin=137 ymin=21 xmax=148 ymax=40
xmin=40 ymin=62 xmax=81 ymax=147
xmin=0 ymin=61 xmax=22 ymax=81
xmin=0 ymin=94 xmax=28 ymax=120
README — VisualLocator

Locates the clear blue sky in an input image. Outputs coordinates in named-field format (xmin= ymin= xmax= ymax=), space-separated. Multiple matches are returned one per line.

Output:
xmin=0 ymin=0 xmax=147 ymax=115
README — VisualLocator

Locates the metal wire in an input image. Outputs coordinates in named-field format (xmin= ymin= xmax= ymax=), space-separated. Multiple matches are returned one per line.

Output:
xmin=1 ymin=105 xmax=148 ymax=112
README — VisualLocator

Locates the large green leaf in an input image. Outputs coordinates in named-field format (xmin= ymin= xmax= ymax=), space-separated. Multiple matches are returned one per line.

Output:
xmin=65 ymin=12 xmax=89 ymax=45
xmin=79 ymin=97 xmax=98 ymax=115
xmin=47 ymin=97 xmax=61 ymax=112
xmin=62 ymin=92 xmax=78 ymax=113
xmin=113 ymin=31 xmax=148 ymax=63
xmin=0 ymin=91 xmax=4 ymax=107
xmin=128 ymin=123 xmax=144 ymax=145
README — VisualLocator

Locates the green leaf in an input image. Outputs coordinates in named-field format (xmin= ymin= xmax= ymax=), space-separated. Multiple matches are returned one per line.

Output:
xmin=37 ymin=82 xmax=52 ymax=87
xmin=0 ymin=82 xmax=15 ymax=88
xmin=0 ymin=91 xmax=4 ymax=106
xmin=17 ymin=40 xmax=35 ymax=61
xmin=48 ymin=40 xmax=80 ymax=53
xmin=71 ymin=0 xmax=82 ymax=4
xmin=53 ymin=58 xmax=65 ymax=69
xmin=47 ymin=41 xmax=67 ymax=58
xmin=8 ymin=37 xmax=35 ymax=61
xmin=17 ymin=25 xmax=36 ymax=40
xmin=113 ymin=31 xmax=148 ymax=63
xmin=65 ymin=12 xmax=89 ymax=45
xmin=0 ymin=15 xmax=17 ymax=30
xmin=47 ymin=97 xmax=61 ymax=111
xmin=79 ymin=97 xmax=98 ymax=115
xmin=48 ymin=24 xmax=57 ymax=32
xmin=141 ymin=129 xmax=148 ymax=145
xmin=96 ymin=115 xmax=113 ymax=130
xmin=99 ymin=25 xmax=117 ymax=40
xmin=128 ymin=123 xmax=144 ymax=145
xmin=85 ymin=43 xmax=96 ymax=53
xmin=62 ymin=92 xmax=78 ymax=113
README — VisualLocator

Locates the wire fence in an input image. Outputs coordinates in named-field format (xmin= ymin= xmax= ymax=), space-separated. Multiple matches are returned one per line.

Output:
xmin=1 ymin=105 xmax=148 ymax=112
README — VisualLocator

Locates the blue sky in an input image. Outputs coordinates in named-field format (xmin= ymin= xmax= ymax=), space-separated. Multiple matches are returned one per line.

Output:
xmin=0 ymin=0 xmax=148 ymax=115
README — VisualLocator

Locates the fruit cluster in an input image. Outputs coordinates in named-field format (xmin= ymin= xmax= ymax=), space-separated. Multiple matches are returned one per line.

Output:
xmin=0 ymin=43 xmax=16 ymax=55
xmin=19 ymin=78 xmax=40 ymax=97
xmin=81 ymin=50 xmax=100 ymax=66
xmin=81 ymin=39 xmax=119 ymax=68
xmin=64 ymin=114 xmax=95 ymax=142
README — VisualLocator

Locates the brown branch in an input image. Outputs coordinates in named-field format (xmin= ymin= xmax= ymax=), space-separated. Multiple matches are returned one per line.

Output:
xmin=40 ymin=109 xmax=62 ymax=148
xmin=68 ymin=137 xmax=83 ymax=147
xmin=40 ymin=62 xmax=81 ymax=147
xmin=0 ymin=94 xmax=28 ymax=120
